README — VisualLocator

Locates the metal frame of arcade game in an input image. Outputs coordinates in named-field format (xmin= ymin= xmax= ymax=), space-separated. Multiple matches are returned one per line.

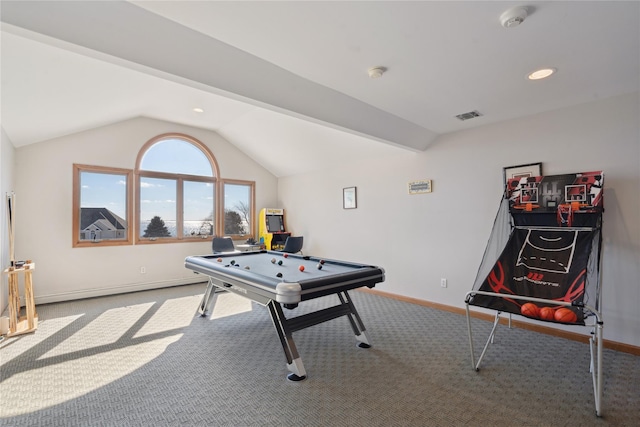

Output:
xmin=465 ymin=171 xmax=605 ymax=416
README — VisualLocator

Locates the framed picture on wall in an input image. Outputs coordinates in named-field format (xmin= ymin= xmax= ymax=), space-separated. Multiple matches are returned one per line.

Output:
xmin=503 ymin=162 xmax=542 ymax=186
xmin=343 ymin=187 xmax=357 ymax=209
xmin=408 ymin=179 xmax=432 ymax=194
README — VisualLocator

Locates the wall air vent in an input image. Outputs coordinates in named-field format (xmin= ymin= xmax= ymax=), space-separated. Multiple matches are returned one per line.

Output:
xmin=455 ymin=110 xmax=482 ymax=121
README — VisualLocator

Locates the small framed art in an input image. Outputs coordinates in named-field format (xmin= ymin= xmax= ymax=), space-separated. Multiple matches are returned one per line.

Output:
xmin=343 ymin=187 xmax=357 ymax=209
xmin=408 ymin=180 xmax=432 ymax=194
xmin=503 ymin=162 xmax=542 ymax=186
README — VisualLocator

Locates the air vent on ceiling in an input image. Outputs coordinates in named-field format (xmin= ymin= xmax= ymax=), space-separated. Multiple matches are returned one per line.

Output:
xmin=455 ymin=110 xmax=482 ymax=121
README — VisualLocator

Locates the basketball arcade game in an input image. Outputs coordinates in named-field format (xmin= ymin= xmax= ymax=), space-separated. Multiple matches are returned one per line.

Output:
xmin=465 ymin=171 xmax=605 ymax=416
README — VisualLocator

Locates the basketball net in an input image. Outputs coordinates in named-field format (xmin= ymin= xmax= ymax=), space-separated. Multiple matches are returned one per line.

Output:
xmin=557 ymin=203 xmax=573 ymax=227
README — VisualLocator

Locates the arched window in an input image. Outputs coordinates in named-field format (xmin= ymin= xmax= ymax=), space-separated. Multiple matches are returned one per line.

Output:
xmin=74 ymin=133 xmax=255 ymax=247
xmin=135 ymin=133 xmax=220 ymax=243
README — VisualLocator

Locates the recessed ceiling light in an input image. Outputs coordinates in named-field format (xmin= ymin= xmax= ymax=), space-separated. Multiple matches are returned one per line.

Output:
xmin=193 ymin=107 xmax=204 ymax=113
xmin=528 ymin=68 xmax=556 ymax=80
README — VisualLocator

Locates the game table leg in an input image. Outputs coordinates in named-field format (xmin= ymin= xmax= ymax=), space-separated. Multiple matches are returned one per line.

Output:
xmin=199 ymin=279 xmax=219 ymax=317
xmin=267 ymin=301 xmax=307 ymax=381
xmin=267 ymin=300 xmax=307 ymax=381
xmin=338 ymin=291 xmax=371 ymax=348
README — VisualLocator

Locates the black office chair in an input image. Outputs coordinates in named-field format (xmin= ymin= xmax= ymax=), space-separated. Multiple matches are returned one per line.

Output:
xmin=212 ymin=236 xmax=240 ymax=254
xmin=282 ymin=236 xmax=303 ymax=254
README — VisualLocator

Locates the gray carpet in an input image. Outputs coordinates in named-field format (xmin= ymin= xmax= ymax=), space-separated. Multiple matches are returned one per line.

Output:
xmin=1 ymin=283 xmax=638 ymax=426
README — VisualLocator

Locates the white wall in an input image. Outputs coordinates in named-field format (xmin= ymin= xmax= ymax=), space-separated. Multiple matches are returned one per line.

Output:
xmin=13 ymin=117 xmax=278 ymax=303
xmin=1 ymin=127 xmax=16 ymax=314
xmin=279 ymin=92 xmax=640 ymax=347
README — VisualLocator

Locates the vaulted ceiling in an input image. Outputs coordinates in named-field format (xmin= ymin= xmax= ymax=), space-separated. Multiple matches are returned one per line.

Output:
xmin=2 ymin=1 xmax=638 ymax=177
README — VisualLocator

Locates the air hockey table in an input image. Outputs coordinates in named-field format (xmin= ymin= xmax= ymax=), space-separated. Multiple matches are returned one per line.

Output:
xmin=185 ymin=250 xmax=385 ymax=381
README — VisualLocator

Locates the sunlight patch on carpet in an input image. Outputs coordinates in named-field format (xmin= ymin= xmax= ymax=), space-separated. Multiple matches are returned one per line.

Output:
xmin=1 ymin=334 xmax=182 ymax=417
xmin=210 ymin=292 xmax=253 ymax=320
xmin=40 ymin=303 xmax=154 ymax=358
xmin=133 ymin=295 xmax=202 ymax=338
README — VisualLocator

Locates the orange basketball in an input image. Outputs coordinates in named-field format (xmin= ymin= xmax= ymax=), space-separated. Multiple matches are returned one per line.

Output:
xmin=554 ymin=307 xmax=578 ymax=323
xmin=520 ymin=303 xmax=540 ymax=318
xmin=539 ymin=306 xmax=556 ymax=321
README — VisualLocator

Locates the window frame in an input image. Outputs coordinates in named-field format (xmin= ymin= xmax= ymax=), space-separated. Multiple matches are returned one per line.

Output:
xmin=221 ymin=178 xmax=256 ymax=239
xmin=135 ymin=133 xmax=221 ymax=245
xmin=72 ymin=164 xmax=134 ymax=248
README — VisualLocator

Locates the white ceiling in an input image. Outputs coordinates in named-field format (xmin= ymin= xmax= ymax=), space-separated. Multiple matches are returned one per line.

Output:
xmin=1 ymin=1 xmax=639 ymax=177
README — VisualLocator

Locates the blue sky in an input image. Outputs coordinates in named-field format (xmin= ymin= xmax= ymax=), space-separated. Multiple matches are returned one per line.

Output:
xmin=80 ymin=171 xmax=128 ymax=218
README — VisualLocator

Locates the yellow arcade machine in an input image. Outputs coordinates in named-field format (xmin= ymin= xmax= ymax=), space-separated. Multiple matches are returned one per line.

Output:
xmin=258 ymin=208 xmax=291 ymax=250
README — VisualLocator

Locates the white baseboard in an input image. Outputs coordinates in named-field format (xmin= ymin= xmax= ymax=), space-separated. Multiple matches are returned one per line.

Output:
xmin=32 ymin=277 xmax=207 ymax=305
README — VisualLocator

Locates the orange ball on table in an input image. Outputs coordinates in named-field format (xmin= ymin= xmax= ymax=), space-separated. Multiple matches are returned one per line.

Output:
xmin=520 ymin=303 xmax=540 ymax=318
xmin=298 ymin=265 xmax=305 ymax=272
xmin=554 ymin=307 xmax=578 ymax=323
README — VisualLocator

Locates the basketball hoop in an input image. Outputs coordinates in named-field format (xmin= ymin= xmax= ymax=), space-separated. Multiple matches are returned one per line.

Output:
xmin=512 ymin=203 xmax=540 ymax=211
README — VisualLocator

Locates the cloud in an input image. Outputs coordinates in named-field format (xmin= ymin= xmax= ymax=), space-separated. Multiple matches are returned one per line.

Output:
xmin=141 ymin=199 xmax=176 ymax=204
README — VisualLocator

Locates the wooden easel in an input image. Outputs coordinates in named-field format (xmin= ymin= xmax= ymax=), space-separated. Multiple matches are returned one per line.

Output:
xmin=3 ymin=192 xmax=37 ymax=337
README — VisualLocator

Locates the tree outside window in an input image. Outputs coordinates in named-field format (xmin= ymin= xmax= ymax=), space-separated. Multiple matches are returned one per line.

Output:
xmin=143 ymin=215 xmax=172 ymax=238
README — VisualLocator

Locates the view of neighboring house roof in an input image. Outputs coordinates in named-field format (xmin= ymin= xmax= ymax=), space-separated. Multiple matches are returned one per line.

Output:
xmin=80 ymin=208 xmax=126 ymax=230
xmin=86 ymin=218 xmax=117 ymax=232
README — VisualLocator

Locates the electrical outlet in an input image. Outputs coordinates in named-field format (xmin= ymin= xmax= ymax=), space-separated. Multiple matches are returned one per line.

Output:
xmin=140 ymin=267 xmax=146 ymax=274
xmin=440 ymin=278 xmax=447 ymax=288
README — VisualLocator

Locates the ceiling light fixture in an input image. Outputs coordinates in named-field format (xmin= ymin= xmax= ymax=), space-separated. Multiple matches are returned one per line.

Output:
xmin=528 ymin=68 xmax=556 ymax=80
xmin=193 ymin=107 xmax=204 ymax=113
xmin=367 ymin=66 xmax=386 ymax=79
xmin=500 ymin=6 xmax=528 ymax=28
